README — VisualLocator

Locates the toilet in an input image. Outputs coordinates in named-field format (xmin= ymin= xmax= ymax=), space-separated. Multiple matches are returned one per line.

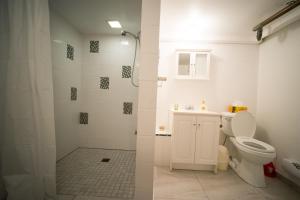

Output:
xmin=221 ymin=111 xmax=276 ymax=187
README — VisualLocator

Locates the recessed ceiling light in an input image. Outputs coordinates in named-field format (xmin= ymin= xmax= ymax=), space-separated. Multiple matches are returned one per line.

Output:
xmin=107 ymin=20 xmax=122 ymax=28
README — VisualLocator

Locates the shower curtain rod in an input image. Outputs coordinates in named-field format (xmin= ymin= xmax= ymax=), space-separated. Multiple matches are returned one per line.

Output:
xmin=253 ymin=0 xmax=300 ymax=31
xmin=253 ymin=0 xmax=300 ymax=40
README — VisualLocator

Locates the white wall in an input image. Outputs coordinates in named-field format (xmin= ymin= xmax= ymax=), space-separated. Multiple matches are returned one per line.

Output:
xmin=159 ymin=0 xmax=284 ymax=43
xmin=156 ymin=41 xmax=259 ymax=130
xmin=79 ymin=35 xmax=138 ymax=150
xmin=50 ymin=10 xmax=83 ymax=160
xmin=256 ymin=20 xmax=300 ymax=186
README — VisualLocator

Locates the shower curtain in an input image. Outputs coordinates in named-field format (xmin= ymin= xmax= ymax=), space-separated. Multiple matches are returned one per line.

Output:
xmin=0 ymin=0 xmax=57 ymax=199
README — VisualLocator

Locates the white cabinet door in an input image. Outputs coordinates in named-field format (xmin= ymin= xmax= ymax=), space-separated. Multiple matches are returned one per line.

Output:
xmin=177 ymin=52 xmax=192 ymax=78
xmin=172 ymin=115 xmax=196 ymax=163
xmin=194 ymin=116 xmax=219 ymax=165
xmin=194 ymin=52 xmax=210 ymax=80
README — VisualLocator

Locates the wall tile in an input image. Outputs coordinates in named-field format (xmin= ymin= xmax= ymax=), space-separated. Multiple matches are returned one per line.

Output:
xmin=99 ymin=77 xmax=109 ymax=89
xmin=80 ymin=112 xmax=88 ymax=124
xmin=135 ymin=162 xmax=154 ymax=188
xmin=67 ymin=44 xmax=74 ymax=60
xmin=122 ymin=65 xmax=132 ymax=78
xmin=136 ymin=135 xmax=155 ymax=164
xmin=123 ymin=102 xmax=133 ymax=115
xmin=137 ymin=109 xmax=156 ymax=134
xmin=140 ymin=26 xmax=160 ymax=54
xmin=139 ymin=53 xmax=159 ymax=81
xmin=71 ymin=87 xmax=77 ymax=101
xmin=90 ymin=40 xmax=99 ymax=53
xmin=138 ymin=81 xmax=157 ymax=109
xmin=134 ymin=186 xmax=154 ymax=200
xmin=141 ymin=0 xmax=161 ymax=27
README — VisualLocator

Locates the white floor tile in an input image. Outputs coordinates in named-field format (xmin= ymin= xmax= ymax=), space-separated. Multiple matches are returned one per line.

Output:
xmin=154 ymin=167 xmax=208 ymax=200
xmin=153 ymin=166 xmax=300 ymax=200
xmin=57 ymin=195 xmax=75 ymax=200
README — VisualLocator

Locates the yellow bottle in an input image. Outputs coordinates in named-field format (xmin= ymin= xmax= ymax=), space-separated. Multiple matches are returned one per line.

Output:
xmin=200 ymin=100 xmax=207 ymax=111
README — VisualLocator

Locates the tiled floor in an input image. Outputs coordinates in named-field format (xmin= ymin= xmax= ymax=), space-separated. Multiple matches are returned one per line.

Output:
xmin=57 ymin=148 xmax=135 ymax=200
xmin=153 ymin=167 xmax=300 ymax=200
xmin=57 ymin=150 xmax=300 ymax=200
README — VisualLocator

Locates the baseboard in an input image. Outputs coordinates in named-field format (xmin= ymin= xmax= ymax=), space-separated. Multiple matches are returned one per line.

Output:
xmin=78 ymin=146 xmax=136 ymax=152
xmin=56 ymin=147 xmax=80 ymax=163
xmin=277 ymin=172 xmax=300 ymax=193
xmin=171 ymin=163 xmax=215 ymax=171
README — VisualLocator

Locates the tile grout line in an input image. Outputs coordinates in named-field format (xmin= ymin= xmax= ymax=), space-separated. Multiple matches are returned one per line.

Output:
xmin=192 ymin=171 xmax=211 ymax=200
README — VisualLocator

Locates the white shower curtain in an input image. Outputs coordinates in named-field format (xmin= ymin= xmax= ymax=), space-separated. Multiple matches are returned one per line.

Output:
xmin=0 ymin=0 xmax=57 ymax=199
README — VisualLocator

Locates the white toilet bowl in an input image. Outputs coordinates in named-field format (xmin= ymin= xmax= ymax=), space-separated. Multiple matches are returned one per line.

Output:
xmin=221 ymin=111 xmax=276 ymax=187
xmin=230 ymin=136 xmax=276 ymax=187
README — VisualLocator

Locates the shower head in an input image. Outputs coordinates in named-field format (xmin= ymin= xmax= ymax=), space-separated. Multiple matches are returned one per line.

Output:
xmin=121 ymin=30 xmax=140 ymax=40
xmin=121 ymin=30 xmax=127 ymax=36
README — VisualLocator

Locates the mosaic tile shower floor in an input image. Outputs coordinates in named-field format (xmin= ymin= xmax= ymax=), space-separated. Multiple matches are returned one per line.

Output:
xmin=57 ymin=148 xmax=135 ymax=199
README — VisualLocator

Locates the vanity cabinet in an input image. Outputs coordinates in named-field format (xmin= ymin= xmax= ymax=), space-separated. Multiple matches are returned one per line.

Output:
xmin=170 ymin=110 xmax=220 ymax=172
xmin=176 ymin=50 xmax=210 ymax=80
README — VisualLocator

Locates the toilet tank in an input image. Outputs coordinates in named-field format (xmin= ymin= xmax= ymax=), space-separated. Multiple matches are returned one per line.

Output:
xmin=221 ymin=112 xmax=236 ymax=137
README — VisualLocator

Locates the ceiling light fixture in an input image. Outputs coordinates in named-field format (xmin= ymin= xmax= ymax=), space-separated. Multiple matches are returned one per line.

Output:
xmin=107 ymin=20 xmax=122 ymax=28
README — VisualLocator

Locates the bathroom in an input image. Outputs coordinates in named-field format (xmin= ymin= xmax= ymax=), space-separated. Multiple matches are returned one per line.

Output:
xmin=0 ymin=0 xmax=300 ymax=200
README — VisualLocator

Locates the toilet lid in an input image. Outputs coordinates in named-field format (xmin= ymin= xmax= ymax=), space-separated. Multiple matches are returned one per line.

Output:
xmin=231 ymin=111 xmax=256 ymax=138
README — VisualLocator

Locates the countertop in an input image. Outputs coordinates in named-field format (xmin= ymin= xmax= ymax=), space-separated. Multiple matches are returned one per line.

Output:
xmin=170 ymin=109 xmax=221 ymax=116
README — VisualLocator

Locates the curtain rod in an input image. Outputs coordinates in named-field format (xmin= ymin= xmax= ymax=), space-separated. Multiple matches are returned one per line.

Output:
xmin=253 ymin=0 xmax=300 ymax=41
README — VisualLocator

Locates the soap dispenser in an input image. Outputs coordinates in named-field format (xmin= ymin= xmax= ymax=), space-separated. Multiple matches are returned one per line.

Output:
xmin=200 ymin=100 xmax=207 ymax=111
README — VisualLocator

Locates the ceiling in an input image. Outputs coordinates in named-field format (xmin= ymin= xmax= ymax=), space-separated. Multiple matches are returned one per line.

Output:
xmin=50 ymin=0 xmax=290 ymax=41
xmin=160 ymin=0 xmax=289 ymax=42
xmin=50 ymin=0 xmax=142 ymax=35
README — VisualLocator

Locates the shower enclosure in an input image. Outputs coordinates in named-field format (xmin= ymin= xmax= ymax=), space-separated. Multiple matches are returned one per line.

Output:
xmin=50 ymin=0 xmax=141 ymax=199
xmin=0 ymin=0 xmax=160 ymax=199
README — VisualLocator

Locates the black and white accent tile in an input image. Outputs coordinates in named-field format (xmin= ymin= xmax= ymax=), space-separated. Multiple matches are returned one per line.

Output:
xmin=67 ymin=44 xmax=74 ymax=60
xmin=80 ymin=112 xmax=88 ymax=124
xmin=123 ymin=102 xmax=133 ymax=115
xmin=100 ymin=77 xmax=109 ymax=89
xmin=90 ymin=40 xmax=99 ymax=53
xmin=71 ymin=87 xmax=77 ymax=101
xmin=122 ymin=65 xmax=132 ymax=78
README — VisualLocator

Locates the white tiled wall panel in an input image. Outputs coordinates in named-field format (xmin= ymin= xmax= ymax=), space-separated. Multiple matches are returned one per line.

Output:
xmin=135 ymin=0 xmax=161 ymax=199
xmin=79 ymin=35 xmax=138 ymax=150
xmin=50 ymin=10 xmax=83 ymax=160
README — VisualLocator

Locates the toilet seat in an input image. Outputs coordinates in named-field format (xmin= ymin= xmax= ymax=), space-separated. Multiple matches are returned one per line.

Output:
xmin=236 ymin=136 xmax=275 ymax=153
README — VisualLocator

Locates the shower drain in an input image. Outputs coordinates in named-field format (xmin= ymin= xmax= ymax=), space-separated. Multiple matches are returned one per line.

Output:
xmin=101 ymin=158 xmax=110 ymax=162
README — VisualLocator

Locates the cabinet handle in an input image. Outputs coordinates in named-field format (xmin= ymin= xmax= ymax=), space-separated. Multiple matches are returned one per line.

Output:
xmin=197 ymin=124 xmax=201 ymax=126
xmin=193 ymin=123 xmax=197 ymax=126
